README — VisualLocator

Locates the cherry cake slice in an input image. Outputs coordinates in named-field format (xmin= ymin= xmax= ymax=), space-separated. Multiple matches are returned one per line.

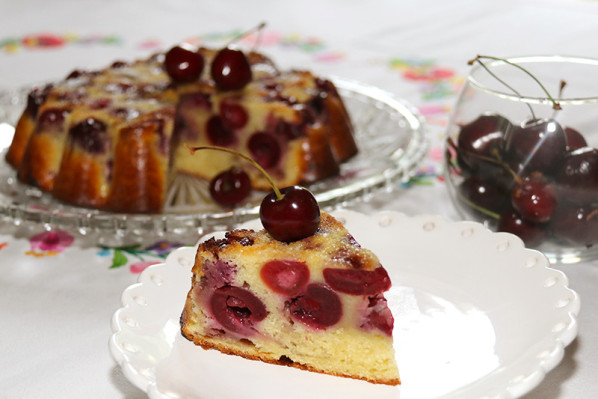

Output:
xmin=180 ymin=212 xmax=400 ymax=385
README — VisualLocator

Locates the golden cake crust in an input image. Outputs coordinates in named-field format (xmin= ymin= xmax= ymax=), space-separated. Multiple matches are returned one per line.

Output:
xmin=179 ymin=327 xmax=400 ymax=386
xmin=6 ymin=47 xmax=358 ymax=213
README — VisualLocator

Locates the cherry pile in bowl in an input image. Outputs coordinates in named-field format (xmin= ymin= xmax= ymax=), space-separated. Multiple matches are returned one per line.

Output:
xmin=446 ymin=113 xmax=598 ymax=249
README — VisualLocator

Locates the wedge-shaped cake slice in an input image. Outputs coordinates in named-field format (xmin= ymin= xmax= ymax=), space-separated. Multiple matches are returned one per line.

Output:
xmin=180 ymin=212 xmax=399 ymax=385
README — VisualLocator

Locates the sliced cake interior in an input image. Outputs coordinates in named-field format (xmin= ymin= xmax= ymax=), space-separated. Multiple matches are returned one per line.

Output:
xmin=180 ymin=212 xmax=400 ymax=385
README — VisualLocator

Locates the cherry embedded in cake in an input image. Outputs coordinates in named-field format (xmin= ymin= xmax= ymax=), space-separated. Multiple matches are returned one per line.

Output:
xmin=6 ymin=45 xmax=358 ymax=213
xmin=180 ymin=212 xmax=400 ymax=385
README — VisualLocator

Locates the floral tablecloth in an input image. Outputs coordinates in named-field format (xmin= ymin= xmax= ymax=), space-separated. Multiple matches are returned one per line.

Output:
xmin=2 ymin=0 xmax=598 ymax=398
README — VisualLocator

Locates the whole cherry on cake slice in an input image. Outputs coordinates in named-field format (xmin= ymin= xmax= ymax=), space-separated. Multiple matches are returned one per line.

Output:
xmin=260 ymin=185 xmax=320 ymax=242
xmin=189 ymin=145 xmax=321 ymax=241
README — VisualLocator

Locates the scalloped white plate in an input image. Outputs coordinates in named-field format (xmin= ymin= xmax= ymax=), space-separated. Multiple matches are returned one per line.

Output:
xmin=110 ymin=210 xmax=579 ymax=399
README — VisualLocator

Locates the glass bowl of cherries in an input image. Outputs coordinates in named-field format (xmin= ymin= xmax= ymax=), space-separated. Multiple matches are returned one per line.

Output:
xmin=444 ymin=55 xmax=598 ymax=263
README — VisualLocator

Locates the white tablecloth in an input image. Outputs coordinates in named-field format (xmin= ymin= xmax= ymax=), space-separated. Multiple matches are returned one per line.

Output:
xmin=2 ymin=0 xmax=598 ymax=397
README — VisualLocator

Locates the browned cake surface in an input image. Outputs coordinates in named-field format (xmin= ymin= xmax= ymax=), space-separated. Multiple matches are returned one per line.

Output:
xmin=6 ymin=47 xmax=357 ymax=213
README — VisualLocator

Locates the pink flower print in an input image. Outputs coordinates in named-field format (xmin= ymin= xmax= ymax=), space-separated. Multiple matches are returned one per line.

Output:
xmin=315 ymin=50 xmax=345 ymax=62
xmin=130 ymin=260 xmax=161 ymax=274
xmin=428 ymin=147 xmax=444 ymax=162
xmin=240 ymin=30 xmax=282 ymax=47
xmin=403 ymin=66 xmax=454 ymax=82
xmin=29 ymin=230 xmax=74 ymax=255
xmin=23 ymin=33 xmax=66 ymax=49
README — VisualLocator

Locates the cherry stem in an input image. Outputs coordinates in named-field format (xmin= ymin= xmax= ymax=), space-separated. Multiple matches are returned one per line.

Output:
xmin=187 ymin=144 xmax=283 ymax=200
xmin=447 ymin=137 xmax=522 ymax=184
xmin=559 ymin=80 xmax=567 ymax=96
xmin=468 ymin=55 xmax=563 ymax=116
xmin=587 ymin=208 xmax=598 ymax=222
xmin=227 ymin=22 xmax=267 ymax=48
xmin=468 ymin=57 xmax=536 ymax=120
xmin=552 ymin=80 xmax=568 ymax=119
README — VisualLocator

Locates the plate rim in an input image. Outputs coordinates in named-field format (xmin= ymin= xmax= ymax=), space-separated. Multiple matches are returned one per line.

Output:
xmin=109 ymin=209 xmax=580 ymax=399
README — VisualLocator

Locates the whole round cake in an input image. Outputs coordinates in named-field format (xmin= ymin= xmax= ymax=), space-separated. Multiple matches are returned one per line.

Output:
xmin=5 ymin=45 xmax=357 ymax=213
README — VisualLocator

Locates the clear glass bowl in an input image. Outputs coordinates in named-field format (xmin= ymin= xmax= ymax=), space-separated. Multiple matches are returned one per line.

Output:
xmin=0 ymin=78 xmax=428 ymax=246
xmin=444 ymin=55 xmax=598 ymax=263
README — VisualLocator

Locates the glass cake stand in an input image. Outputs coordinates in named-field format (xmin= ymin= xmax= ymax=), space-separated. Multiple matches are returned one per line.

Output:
xmin=0 ymin=78 xmax=428 ymax=245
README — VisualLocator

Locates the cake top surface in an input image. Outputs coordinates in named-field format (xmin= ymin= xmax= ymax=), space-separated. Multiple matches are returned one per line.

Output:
xmin=194 ymin=212 xmax=384 ymax=277
xmin=33 ymin=47 xmax=325 ymax=115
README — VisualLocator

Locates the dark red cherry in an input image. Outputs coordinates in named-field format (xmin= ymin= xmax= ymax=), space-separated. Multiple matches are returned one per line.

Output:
xmin=564 ymin=127 xmax=587 ymax=151
xmin=459 ymin=175 xmax=510 ymax=214
xmin=323 ymin=267 xmax=391 ymax=296
xmin=551 ymin=204 xmax=598 ymax=247
xmin=211 ymin=48 xmax=252 ymax=91
xmin=259 ymin=186 xmax=320 ymax=242
xmin=220 ymin=101 xmax=248 ymax=129
xmin=555 ymin=147 xmax=598 ymax=205
xmin=273 ymin=120 xmax=303 ymax=140
xmin=504 ymin=119 xmax=567 ymax=174
xmin=511 ymin=174 xmax=557 ymax=223
xmin=210 ymin=285 xmax=267 ymax=335
xmin=180 ymin=91 xmax=211 ymax=109
xmin=307 ymin=93 xmax=326 ymax=117
xmin=37 ymin=108 xmax=68 ymax=129
xmin=68 ymin=118 xmax=108 ymax=154
xmin=497 ymin=208 xmax=546 ymax=247
xmin=89 ymin=98 xmax=111 ymax=110
xmin=363 ymin=294 xmax=394 ymax=336
xmin=248 ymin=132 xmax=281 ymax=168
xmin=164 ymin=45 xmax=204 ymax=83
xmin=26 ymin=85 xmax=52 ymax=118
xmin=209 ymin=168 xmax=251 ymax=207
xmin=206 ymin=115 xmax=235 ymax=146
xmin=288 ymin=283 xmax=342 ymax=329
xmin=457 ymin=113 xmax=511 ymax=173
xmin=66 ymin=69 xmax=84 ymax=80
xmin=111 ymin=61 xmax=127 ymax=69
xmin=260 ymin=260 xmax=310 ymax=296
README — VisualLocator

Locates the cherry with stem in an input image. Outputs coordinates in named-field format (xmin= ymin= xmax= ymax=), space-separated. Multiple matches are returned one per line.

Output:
xmin=210 ymin=22 xmax=267 ymax=91
xmin=188 ymin=145 xmax=320 ymax=242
